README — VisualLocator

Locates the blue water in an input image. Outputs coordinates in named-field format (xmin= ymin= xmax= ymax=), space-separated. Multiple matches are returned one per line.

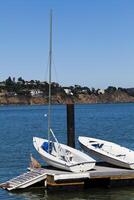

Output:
xmin=1 ymin=103 xmax=134 ymax=200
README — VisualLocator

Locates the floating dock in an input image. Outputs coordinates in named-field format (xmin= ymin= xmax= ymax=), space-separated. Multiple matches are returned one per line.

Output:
xmin=1 ymin=163 xmax=134 ymax=190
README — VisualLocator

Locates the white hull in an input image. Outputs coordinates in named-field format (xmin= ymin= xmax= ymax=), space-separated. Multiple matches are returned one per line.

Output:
xmin=33 ymin=137 xmax=96 ymax=172
xmin=78 ymin=136 xmax=134 ymax=169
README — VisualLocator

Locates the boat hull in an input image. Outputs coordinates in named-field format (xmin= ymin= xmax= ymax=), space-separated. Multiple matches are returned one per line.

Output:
xmin=40 ymin=154 xmax=95 ymax=172
xmin=79 ymin=136 xmax=134 ymax=169
xmin=33 ymin=137 xmax=96 ymax=172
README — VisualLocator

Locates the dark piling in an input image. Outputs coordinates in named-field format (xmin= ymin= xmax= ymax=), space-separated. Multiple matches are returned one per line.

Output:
xmin=66 ymin=104 xmax=75 ymax=148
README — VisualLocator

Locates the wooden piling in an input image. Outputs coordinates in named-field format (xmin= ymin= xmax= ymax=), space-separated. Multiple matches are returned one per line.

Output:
xmin=66 ymin=104 xmax=75 ymax=148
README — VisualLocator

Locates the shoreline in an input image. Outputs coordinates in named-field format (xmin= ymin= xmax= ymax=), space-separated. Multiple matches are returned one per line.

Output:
xmin=1 ymin=91 xmax=134 ymax=105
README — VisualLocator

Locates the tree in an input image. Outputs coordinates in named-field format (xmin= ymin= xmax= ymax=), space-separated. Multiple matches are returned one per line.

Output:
xmin=18 ymin=77 xmax=25 ymax=84
xmin=91 ymin=87 xmax=96 ymax=94
xmin=105 ymin=86 xmax=117 ymax=93
xmin=5 ymin=76 xmax=15 ymax=91
xmin=5 ymin=76 xmax=12 ymax=85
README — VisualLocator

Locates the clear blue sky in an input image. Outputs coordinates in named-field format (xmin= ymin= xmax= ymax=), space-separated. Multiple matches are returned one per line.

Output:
xmin=0 ymin=0 xmax=134 ymax=89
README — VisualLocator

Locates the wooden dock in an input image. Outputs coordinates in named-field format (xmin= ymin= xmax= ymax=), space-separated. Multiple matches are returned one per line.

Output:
xmin=1 ymin=163 xmax=134 ymax=190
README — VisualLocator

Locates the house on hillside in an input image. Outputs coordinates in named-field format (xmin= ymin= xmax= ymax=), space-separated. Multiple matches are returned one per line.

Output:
xmin=0 ymin=89 xmax=7 ymax=97
xmin=97 ymin=89 xmax=105 ymax=94
xmin=63 ymin=88 xmax=73 ymax=96
xmin=30 ymin=89 xmax=43 ymax=97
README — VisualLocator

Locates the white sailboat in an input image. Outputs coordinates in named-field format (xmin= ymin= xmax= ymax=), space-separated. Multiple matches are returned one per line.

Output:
xmin=33 ymin=10 xmax=96 ymax=172
xmin=78 ymin=136 xmax=134 ymax=169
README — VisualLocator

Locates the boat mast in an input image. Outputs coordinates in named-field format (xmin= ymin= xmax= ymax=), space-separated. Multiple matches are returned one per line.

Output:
xmin=48 ymin=9 xmax=52 ymax=152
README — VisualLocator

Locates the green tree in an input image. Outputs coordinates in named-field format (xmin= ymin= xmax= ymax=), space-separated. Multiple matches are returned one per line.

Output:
xmin=5 ymin=76 xmax=14 ymax=91
xmin=18 ymin=77 xmax=25 ymax=84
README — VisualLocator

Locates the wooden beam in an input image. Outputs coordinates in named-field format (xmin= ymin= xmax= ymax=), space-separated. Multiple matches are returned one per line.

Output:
xmin=66 ymin=104 xmax=75 ymax=148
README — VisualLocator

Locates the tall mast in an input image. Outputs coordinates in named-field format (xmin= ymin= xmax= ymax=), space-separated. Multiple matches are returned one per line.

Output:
xmin=48 ymin=9 xmax=52 ymax=152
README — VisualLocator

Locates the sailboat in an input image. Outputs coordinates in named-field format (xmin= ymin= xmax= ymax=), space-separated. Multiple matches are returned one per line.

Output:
xmin=78 ymin=136 xmax=134 ymax=169
xmin=33 ymin=10 xmax=96 ymax=172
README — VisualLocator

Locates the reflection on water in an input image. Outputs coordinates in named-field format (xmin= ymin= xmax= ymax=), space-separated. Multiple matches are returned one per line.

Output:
xmin=8 ymin=187 xmax=134 ymax=200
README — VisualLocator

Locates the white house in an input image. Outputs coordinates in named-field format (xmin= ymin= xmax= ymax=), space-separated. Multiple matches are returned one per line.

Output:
xmin=98 ymin=89 xmax=105 ymax=94
xmin=30 ymin=89 xmax=43 ymax=97
xmin=64 ymin=88 xmax=73 ymax=95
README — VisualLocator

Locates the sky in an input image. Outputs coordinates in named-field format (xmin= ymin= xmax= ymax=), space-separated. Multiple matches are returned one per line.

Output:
xmin=0 ymin=0 xmax=134 ymax=89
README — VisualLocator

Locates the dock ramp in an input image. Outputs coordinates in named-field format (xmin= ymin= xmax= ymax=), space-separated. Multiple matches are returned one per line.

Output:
xmin=0 ymin=168 xmax=47 ymax=191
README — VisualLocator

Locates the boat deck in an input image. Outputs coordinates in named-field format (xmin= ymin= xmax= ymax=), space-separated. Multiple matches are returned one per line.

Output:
xmin=1 ymin=163 xmax=134 ymax=190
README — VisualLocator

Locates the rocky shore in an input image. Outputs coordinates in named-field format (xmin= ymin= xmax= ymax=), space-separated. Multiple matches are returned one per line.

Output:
xmin=1 ymin=90 xmax=134 ymax=105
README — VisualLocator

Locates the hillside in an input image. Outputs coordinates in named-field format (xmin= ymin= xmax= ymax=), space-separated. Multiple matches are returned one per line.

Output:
xmin=1 ymin=77 xmax=134 ymax=105
xmin=1 ymin=90 xmax=134 ymax=105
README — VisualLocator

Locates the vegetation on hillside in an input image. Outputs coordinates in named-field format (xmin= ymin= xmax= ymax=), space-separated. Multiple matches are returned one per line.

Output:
xmin=0 ymin=76 xmax=134 ymax=104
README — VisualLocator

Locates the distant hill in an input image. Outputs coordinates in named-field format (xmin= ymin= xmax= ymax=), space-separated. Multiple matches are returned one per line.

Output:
xmin=0 ymin=77 xmax=134 ymax=105
xmin=0 ymin=90 xmax=134 ymax=105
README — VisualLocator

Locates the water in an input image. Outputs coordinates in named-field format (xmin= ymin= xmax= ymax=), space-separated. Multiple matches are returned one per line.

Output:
xmin=1 ymin=103 xmax=134 ymax=200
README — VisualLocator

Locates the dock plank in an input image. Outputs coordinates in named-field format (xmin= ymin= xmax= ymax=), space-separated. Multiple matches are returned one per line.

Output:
xmin=1 ymin=164 xmax=134 ymax=190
